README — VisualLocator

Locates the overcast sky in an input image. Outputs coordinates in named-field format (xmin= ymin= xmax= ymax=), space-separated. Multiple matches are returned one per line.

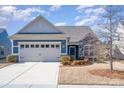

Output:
xmin=0 ymin=5 xmax=124 ymax=35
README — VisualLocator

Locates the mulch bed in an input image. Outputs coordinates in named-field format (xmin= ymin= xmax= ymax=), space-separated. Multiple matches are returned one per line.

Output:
xmin=89 ymin=69 xmax=124 ymax=79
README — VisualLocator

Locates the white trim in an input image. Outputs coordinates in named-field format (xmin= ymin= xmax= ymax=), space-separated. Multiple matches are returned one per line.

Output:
xmin=69 ymin=46 xmax=76 ymax=59
xmin=68 ymin=42 xmax=79 ymax=45
xmin=60 ymin=39 xmax=68 ymax=55
xmin=11 ymin=37 xmax=68 ymax=40
xmin=66 ymin=39 xmax=68 ymax=55
xmin=18 ymin=44 xmax=21 ymax=62
xmin=11 ymin=40 xmax=20 ymax=62
xmin=11 ymin=40 xmax=19 ymax=55
xmin=11 ymin=40 xmax=13 ymax=55
xmin=12 ymin=54 xmax=18 ymax=55
xmin=78 ymin=45 xmax=81 ymax=57
xmin=18 ymin=42 xmax=61 ymax=44
xmin=13 ymin=45 xmax=19 ymax=47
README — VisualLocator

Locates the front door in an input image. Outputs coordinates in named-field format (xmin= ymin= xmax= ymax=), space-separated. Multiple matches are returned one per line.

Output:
xmin=69 ymin=46 xmax=76 ymax=59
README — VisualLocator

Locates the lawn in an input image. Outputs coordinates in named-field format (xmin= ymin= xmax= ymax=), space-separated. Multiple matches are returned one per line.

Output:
xmin=58 ymin=61 xmax=124 ymax=85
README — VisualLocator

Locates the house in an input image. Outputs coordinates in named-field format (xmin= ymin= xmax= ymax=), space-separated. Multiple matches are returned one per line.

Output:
xmin=113 ymin=21 xmax=124 ymax=59
xmin=0 ymin=28 xmax=11 ymax=59
xmin=10 ymin=15 xmax=98 ymax=62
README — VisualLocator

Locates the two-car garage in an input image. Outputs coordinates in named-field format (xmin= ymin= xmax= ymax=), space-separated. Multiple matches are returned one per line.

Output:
xmin=19 ymin=42 xmax=61 ymax=62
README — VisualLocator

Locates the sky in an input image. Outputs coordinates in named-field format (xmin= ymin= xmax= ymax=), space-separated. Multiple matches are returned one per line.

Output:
xmin=0 ymin=5 xmax=124 ymax=35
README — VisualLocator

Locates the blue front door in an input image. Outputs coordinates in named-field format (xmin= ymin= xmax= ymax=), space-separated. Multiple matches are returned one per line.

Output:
xmin=69 ymin=46 xmax=76 ymax=59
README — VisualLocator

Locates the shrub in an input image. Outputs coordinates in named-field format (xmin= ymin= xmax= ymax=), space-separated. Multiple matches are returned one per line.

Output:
xmin=82 ymin=58 xmax=89 ymax=65
xmin=7 ymin=55 xmax=17 ymax=63
xmin=79 ymin=56 xmax=84 ymax=60
xmin=59 ymin=55 xmax=71 ymax=65
xmin=72 ymin=60 xmax=82 ymax=65
xmin=70 ymin=55 xmax=74 ymax=61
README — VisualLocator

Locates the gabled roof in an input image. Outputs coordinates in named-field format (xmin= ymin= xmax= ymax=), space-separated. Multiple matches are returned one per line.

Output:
xmin=10 ymin=25 xmax=96 ymax=42
xmin=10 ymin=15 xmax=96 ymax=42
xmin=17 ymin=15 xmax=63 ymax=34
xmin=56 ymin=26 xmax=95 ymax=42
xmin=0 ymin=28 xmax=6 ymax=34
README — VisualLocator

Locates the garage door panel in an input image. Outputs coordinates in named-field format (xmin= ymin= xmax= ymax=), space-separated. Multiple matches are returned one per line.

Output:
xmin=20 ymin=48 xmax=41 ymax=62
xmin=20 ymin=42 xmax=61 ymax=62
xmin=42 ymin=48 xmax=60 ymax=62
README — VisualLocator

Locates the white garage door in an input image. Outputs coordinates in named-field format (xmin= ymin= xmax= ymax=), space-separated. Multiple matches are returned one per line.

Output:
xmin=19 ymin=42 xmax=61 ymax=62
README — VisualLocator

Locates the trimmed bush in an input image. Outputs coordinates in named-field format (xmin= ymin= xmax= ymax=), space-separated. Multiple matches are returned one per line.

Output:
xmin=72 ymin=60 xmax=82 ymax=65
xmin=59 ymin=55 xmax=71 ymax=65
xmin=71 ymin=58 xmax=90 ymax=66
xmin=82 ymin=58 xmax=89 ymax=65
xmin=7 ymin=55 xmax=17 ymax=63
xmin=79 ymin=56 xmax=85 ymax=60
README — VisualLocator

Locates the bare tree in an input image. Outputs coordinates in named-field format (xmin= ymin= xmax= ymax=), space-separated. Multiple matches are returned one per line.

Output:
xmin=97 ymin=5 xmax=123 ymax=71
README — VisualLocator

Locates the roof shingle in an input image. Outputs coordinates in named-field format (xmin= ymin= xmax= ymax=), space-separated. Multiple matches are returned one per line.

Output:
xmin=56 ymin=26 xmax=95 ymax=42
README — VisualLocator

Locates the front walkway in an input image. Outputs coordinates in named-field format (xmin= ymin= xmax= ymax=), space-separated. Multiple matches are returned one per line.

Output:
xmin=0 ymin=62 xmax=59 ymax=88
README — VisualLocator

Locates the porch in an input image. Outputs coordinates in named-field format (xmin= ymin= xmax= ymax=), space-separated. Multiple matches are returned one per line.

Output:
xmin=68 ymin=44 xmax=94 ymax=60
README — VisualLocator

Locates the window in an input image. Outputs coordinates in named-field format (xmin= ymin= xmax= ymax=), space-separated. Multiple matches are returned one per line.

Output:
xmin=51 ymin=44 xmax=55 ymax=48
xmin=0 ymin=46 xmax=4 ymax=55
xmin=84 ymin=48 xmax=89 ymax=56
xmin=46 ymin=44 xmax=49 ymax=48
xmin=20 ymin=44 xmax=24 ymax=48
xmin=83 ymin=45 xmax=93 ymax=57
xmin=31 ymin=44 xmax=34 ymax=48
xmin=35 ymin=44 xmax=39 ymax=48
xmin=25 ymin=45 xmax=29 ymax=48
xmin=0 ymin=50 xmax=4 ymax=55
xmin=56 ymin=44 xmax=60 ymax=48
xmin=41 ymin=44 xmax=45 ymax=48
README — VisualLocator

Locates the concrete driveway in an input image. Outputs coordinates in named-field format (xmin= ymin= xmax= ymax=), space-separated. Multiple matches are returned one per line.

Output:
xmin=0 ymin=62 xmax=59 ymax=88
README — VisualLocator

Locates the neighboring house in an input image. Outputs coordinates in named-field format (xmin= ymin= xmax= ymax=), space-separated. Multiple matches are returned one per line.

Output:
xmin=10 ymin=15 xmax=98 ymax=62
xmin=0 ymin=28 xmax=11 ymax=59
xmin=113 ymin=21 xmax=124 ymax=59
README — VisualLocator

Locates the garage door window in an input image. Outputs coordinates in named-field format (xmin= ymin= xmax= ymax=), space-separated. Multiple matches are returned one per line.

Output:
xmin=51 ymin=44 xmax=55 ymax=48
xmin=20 ymin=44 xmax=24 ymax=48
xmin=25 ymin=45 xmax=29 ymax=48
xmin=35 ymin=44 xmax=39 ymax=48
xmin=31 ymin=44 xmax=34 ymax=48
xmin=56 ymin=44 xmax=60 ymax=49
xmin=46 ymin=44 xmax=49 ymax=48
xmin=41 ymin=44 xmax=44 ymax=48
